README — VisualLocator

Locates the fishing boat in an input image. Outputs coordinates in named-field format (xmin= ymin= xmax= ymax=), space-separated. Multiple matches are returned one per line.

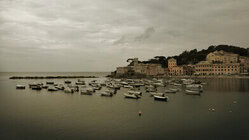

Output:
xmin=48 ymin=86 xmax=58 ymax=91
xmin=75 ymin=81 xmax=85 ymax=85
xmin=146 ymin=87 xmax=157 ymax=92
xmin=165 ymin=89 xmax=177 ymax=93
xmin=124 ymin=93 xmax=139 ymax=99
xmin=64 ymin=87 xmax=74 ymax=93
xmin=186 ymin=84 xmax=203 ymax=92
xmin=64 ymin=80 xmax=71 ymax=84
xmin=154 ymin=94 xmax=169 ymax=101
xmin=100 ymin=91 xmax=113 ymax=97
xmin=31 ymin=85 xmax=42 ymax=90
xmin=128 ymin=90 xmax=142 ymax=96
xmin=16 ymin=85 xmax=25 ymax=89
xmin=80 ymin=89 xmax=93 ymax=95
xmin=42 ymin=85 xmax=49 ymax=89
xmin=46 ymin=81 xmax=54 ymax=85
xmin=55 ymin=84 xmax=64 ymax=90
xmin=185 ymin=89 xmax=200 ymax=95
xmin=123 ymin=85 xmax=133 ymax=88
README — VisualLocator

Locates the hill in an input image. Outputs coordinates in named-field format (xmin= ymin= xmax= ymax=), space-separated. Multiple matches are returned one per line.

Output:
xmin=139 ymin=45 xmax=249 ymax=68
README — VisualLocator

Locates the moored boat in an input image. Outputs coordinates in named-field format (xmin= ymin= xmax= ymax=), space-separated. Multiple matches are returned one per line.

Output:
xmin=100 ymin=91 xmax=113 ymax=97
xmin=154 ymin=94 xmax=169 ymax=101
xmin=165 ymin=89 xmax=177 ymax=93
xmin=185 ymin=89 xmax=200 ymax=95
xmin=16 ymin=85 xmax=25 ymax=89
xmin=47 ymin=86 xmax=58 ymax=91
xmin=124 ymin=93 xmax=139 ymax=99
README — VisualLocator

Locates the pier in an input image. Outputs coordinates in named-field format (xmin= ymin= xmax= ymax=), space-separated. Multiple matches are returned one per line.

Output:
xmin=9 ymin=76 xmax=98 ymax=79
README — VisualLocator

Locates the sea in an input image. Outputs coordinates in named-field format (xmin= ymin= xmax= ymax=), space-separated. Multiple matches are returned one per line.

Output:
xmin=0 ymin=72 xmax=249 ymax=140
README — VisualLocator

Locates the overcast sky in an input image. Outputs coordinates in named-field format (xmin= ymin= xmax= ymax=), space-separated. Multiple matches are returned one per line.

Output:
xmin=0 ymin=0 xmax=249 ymax=72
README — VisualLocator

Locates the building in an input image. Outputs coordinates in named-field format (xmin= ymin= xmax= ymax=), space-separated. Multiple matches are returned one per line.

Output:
xmin=239 ymin=56 xmax=249 ymax=72
xmin=168 ymin=58 xmax=177 ymax=68
xmin=115 ymin=58 xmax=166 ymax=77
xmin=206 ymin=50 xmax=239 ymax=63
xmin=168 ymin=58 xmax=194 ymax=76
xmin=195 ymin=61 xmax=241 ymax=75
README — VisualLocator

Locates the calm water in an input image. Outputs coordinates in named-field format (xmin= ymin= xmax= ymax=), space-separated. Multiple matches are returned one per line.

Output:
xmin=0 ymin=72 xmax=249 ymax=140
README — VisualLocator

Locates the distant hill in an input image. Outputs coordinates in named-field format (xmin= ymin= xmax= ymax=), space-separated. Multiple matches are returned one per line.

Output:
xmin=139 ymin=45 xmax=249 ymax=68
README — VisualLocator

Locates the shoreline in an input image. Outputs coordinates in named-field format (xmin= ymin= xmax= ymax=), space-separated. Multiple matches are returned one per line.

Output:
xmin=9 ymin=76 xmax=98 ymax=79
xmin=167 ymin=75 xmax=249 ymax=79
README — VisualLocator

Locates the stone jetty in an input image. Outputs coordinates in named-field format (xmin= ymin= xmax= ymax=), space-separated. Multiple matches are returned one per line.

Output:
xmin=9 ymin=76 xmax=97 ymax=79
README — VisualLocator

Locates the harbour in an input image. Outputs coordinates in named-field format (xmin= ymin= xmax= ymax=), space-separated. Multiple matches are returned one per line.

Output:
xmin=0 ymin=72 xmax=249 ymax=140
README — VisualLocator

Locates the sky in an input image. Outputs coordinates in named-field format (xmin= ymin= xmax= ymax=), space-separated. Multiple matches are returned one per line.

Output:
xmin=0 ymin=0 xmax=249 ymax=72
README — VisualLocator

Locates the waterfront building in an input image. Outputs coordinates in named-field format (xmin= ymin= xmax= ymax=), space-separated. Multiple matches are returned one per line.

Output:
xmin=206 ymin=50 xmax=239 ymax=63
xmin=168 ymin=58 xmax=194 ymax=76
xmin=195 ymin=61 xmax=241 ymax=75
xmin=168 ymin=58 xmax=177 ymax=68
xmin=239 ymin=56 xmax=249 ymax=72
xmin=115 ymin=58 xmax=165 ymax=77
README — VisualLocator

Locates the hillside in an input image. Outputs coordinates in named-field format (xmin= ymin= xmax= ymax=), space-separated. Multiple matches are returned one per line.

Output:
xmin=139 ymin=45 xmax=249 ymax=68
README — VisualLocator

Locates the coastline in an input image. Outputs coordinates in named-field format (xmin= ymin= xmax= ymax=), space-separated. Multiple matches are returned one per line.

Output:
xmin=167 ymin=75 xmax=249 ymax=79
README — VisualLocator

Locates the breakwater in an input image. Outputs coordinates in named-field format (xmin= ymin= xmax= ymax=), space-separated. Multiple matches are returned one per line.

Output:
xmin=9 ymin=76 xmax=97 ymax=79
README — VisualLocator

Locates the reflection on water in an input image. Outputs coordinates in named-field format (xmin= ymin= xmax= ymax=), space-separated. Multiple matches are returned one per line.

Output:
xmin=206 ymin=78 xmax=249 ymax=93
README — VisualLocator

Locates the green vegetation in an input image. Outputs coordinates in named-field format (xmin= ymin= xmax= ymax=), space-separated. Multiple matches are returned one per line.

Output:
xmin=139 ymin=45 xmax=249 ymax=68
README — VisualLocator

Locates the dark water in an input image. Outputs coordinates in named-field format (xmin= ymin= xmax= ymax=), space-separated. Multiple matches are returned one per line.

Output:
xmin=0 ymin=72 xmax=249 ymax=140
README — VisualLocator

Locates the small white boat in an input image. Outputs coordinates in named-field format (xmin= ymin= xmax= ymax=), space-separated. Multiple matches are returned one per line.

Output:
xmin=100 ymin=91 xmax=113 ymax=97
xmin=55 ymin=84 xmax=64 ymax=90
xmin=64 ymin=87 xmax=74 ymax=93
xmin=64 ymin=80 xmax=71 ymax=84
xmin=75 ymin=81 xmax=85 ymax=85
xmin=16 ymin=85 xmax=25 ymax=89
xmin=124 ymin=93 xmax=139 ymax=99
xmin=46 ymin=81 xmax=54 ymax=85
xmin=123 ymin=85 xmax=133 ymax=88
xmin=165 ymin=89 xmax=177 ymax=93
xmin=185 ymin=90 xmax=200 ymax=95
xmin=80 ymin=88 xmax=93 ymax=95
xmin=186 ymin=84 xmax=203 ymax=92
xmin=146 ymin=88 xmax=157 ymax=92
xmin=173 ymin=83 xmax=182 ymax=86
xmin=128 ymin=90 xmax=142 ymax=96
xmin=48 ymin=86 xmax=58 ymax=91
xmin=154 ymin=94 xmax=169 ymax=101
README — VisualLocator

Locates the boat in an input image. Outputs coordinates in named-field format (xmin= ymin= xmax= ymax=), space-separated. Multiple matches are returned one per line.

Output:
xmin=75 ymin=81 xmax=85 ymax=85
xmin=47 ymin=86 xmax=58 ymax=91
xmin=42 ymin=85 xmax=49 ymax=89
xmin=124 ymin=93 xmax=139 ymax=99
xmin=80 ymin=88 xmax=93 ymax=95
xmin=173 ymin=83 xmax=182 ymax=86
xmin=185 ymin=89 xmax=200 ymax=95
xmin=100 ymin=91 xmax=113 ymax=97
xmin=128 ymin=90 xmax=142 ymax=96
xmin=64 ymin=87 xmax=74 ymax=93
xmin=55 ymin=84 xmax=64 ymax=90
xmin=16 ymin=85 xmax=25 ymax=89
xmin=165 ymin=89 xmax=177 ymax=93
xmin=186 ymin=84 xmax=203 ymax=92
xmin=46 ymin=81 xmax=54 ymax=85
xmin=123 ymin=85 xmax=133 ymax=88
xmin=31 ymin=85 xmax=42 ymax=90
xmin=64 ymin=80 xmax=71 ymax=84
xmin=154 ymin=94 xmax=169 ymax=101
xmin=146 ymin=87 xmax=157 ymax=92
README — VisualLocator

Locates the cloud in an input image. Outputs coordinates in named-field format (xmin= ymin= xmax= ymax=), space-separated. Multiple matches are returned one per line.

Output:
xmin=134 ymin=27 xmax=155 ymax=42
xmin=0 ymin=0 xmax=249 ymax=72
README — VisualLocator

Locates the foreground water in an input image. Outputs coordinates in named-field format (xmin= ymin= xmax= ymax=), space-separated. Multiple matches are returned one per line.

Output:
xmin=0 ymin=72 xmax=249 ymax=140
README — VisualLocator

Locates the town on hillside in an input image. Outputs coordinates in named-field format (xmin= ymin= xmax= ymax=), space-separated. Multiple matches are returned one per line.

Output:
xmin=112 ymin=50 xmax=249 ymax=78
